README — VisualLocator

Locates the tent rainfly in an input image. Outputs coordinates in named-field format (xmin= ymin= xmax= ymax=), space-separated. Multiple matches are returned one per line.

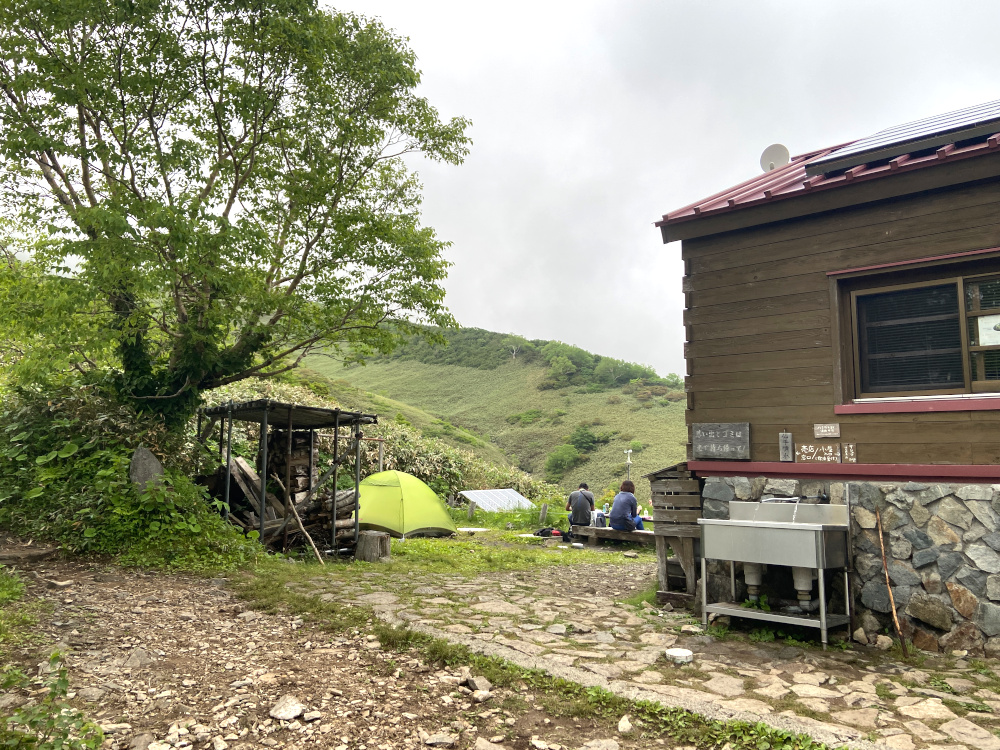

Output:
xmin=359 ymin=471 xmax=457 ymax=538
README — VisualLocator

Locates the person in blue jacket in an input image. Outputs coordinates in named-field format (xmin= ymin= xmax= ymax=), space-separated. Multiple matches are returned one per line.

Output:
xmin=609 ymin=480 xmax=643 ymax=531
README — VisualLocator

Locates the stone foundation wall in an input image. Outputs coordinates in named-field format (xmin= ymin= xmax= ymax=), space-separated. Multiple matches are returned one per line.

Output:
xmin=700 ymin=475 xmax=1000 ymax=657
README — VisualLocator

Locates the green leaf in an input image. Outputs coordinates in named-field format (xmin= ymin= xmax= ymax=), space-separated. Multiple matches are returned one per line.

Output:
xmin=83 ymin=528 xmax=97 ymax=538
xmin=57 ymin=442 xmax=79 ymax=458
xmin=10 ymin=431 xmax=28 ymax=442
xmin=36 ymin=451 xmax=58 ymax=464
xmin=23 ymin=487 xmax=43 ymax=499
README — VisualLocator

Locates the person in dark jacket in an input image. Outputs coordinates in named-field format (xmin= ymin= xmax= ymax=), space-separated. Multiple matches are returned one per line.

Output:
xmin=609 ymin=480 xmax=643 ymax=531
xmin=564 ymin=483 xmax=595 ymax=541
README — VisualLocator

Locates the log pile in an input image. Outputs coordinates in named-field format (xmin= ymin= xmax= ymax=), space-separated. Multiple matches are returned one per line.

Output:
xmin=211 ymin=457 xmax=359 ymax=548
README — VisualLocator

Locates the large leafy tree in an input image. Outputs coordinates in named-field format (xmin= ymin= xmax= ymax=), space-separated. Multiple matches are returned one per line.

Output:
xmin=0 ymin=0 xmax=469 ymax=423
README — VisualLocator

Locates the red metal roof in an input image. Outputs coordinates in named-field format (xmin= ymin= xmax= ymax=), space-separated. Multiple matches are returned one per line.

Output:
xmin=656 ymin=131 xmax=1000 ymax=230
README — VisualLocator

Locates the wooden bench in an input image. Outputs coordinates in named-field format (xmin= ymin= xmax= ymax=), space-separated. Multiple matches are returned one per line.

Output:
xmin=570 ymin=525 xmax=656 ymax=545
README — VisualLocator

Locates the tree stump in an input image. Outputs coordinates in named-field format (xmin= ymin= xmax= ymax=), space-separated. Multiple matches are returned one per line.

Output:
xmin=539 ymin=503 xmax=548 ymax=524
xmin=467 ymin=501 xmax=477 ymax=520
xmin=356 ymin=530 xmax=391 ymax=562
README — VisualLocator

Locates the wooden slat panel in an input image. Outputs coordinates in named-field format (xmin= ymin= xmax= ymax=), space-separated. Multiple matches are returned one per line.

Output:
xmin=689 ymin=348 xmax=833 ymax=376
xmin=693 ymin=309 xmax=831 ymax=342
xmin=652 ymin=524 xmax=701 ymax=538
xmin=695 ymin=386 xmax=833 ymax=409
xmin=684 ymin=180 xmax=1000 ymax=262
xmin=685 ymin=328 xmax=831 ymax=359
xmin=652 ymin=495 xmax=702 ymax=508
xmin=686 ymin=291 xmax=829 ymax=326
xmin=571 ymin=526 xmax=656 ymax=544
xmin=653 ymin=509 xmax=702 ymax=523
xmin=688 ymin=406 xmax=974 ymax=424
xmin=686 ymin=274 xmax=828 ymax=308
xmin=687 ymin=367 xmax=832 ymax=392
xmin=650 ymin=478 xmax=699 ymax=493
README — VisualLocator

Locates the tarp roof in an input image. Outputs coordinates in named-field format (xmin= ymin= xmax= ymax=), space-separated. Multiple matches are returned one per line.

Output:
xmin=200 ymin=399 xmax=377 ymax=430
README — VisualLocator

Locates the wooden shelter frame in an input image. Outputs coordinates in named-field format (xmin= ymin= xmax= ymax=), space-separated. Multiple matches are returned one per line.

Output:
xmin=196 ymin=400 xmax=377 ymax=547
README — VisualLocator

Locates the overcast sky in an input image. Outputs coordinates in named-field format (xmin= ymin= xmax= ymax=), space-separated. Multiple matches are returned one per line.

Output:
xmin=329 ymin=0 xmax=1000 ymax=377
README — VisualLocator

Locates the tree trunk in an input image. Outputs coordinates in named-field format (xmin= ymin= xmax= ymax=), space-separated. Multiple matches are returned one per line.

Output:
xmin=355 ymin=530 xmax=391 ymax=562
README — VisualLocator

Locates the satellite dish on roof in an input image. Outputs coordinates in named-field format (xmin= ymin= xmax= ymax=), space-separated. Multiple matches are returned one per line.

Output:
xmin=760 ymin=143 xmax=790 ymax=172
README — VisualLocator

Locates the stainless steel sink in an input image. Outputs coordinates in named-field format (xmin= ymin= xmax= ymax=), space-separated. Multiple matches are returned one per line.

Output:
xmin=698 ymin=501 xmax=849 ymax=569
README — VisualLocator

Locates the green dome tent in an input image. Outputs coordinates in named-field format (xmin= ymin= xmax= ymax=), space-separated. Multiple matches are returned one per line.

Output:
xmin=358 ymin=471 xmax=458 ymax=539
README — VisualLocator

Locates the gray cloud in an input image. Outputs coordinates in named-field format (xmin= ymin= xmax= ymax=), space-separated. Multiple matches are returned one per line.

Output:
xmin=329 ymin=0 xmax=1000 ymax=376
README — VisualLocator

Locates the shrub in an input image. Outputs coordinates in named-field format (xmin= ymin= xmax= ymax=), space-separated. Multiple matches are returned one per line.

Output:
xmin=544 ymin=445 xmax=583 ymax=481
xmin=629 ymin=440 xmax=644 ymax=453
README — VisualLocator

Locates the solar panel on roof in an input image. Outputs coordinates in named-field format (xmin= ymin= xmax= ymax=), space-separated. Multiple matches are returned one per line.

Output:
xmin=807 ymin=99 xmax=1000 ymax=177
xmin=458 ymin=488 xmax=535 ymax=512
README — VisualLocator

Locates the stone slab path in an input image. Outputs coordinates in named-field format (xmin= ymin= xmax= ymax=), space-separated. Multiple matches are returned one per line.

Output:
xmin=285 ymin=558 xmax=1000 ymax=750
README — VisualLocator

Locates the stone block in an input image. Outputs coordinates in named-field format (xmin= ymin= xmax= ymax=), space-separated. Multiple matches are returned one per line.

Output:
xmin=911 ymin=628 xmax=940 ymax=653
xmin=921 ymin=569 xmax=943 ymax=595
xmin=927 ymin=517 xmax=961 ymax=548
xmin=945 ymin=583 xmax=979 ymax=619
xmin=882 ymin=505 xmax=910 ymax=530
xmin=976 ymin=600 xmax=1000 ymax=636
xmin=854 ymin=529 xmax=880 ymax=555
xmin=905 ymin=592 xmax=954 ymax=631
xmin=956 ymin=484 xmax=992 ymax=502
xmin=848 ymin=482 xmax=881 ymax=511
xmin=937 ymin=498 xmax=974 ymax=530
xmin=963 ymin=524 xmax=988 ymax=543
xmin=731 ymin=476 xmax=752 ymax=500
xmin=860 ymin=579 xmax=892 ymax=613
xmin=988 ymin=574 xmax=1000 ymax=601
xmin=702 ymin=478 xmax=735 ymax=503
xmin=966 ymin=500 xmax=999 ymax=532
xmin=912 ymin=547 xmax=940 ymax=568
xmin=986 ymin=636 xmax=1000 ymax=658
xmin=888 ymin=562 xmax=921 ymax=586
xmin=903 ymin=481 xmax=929 ymax=492
xmin=853 ymin=507 xmax=876 ymax=530
xmin=918 ymin=484 xmax=952 ymax=506
xmin=763 ymin=478 xmax=798 ymax=497
xmin=940 ymin=621 xmax=986 ymax=656
xmin=983 ymin=531 xmax=1000 ymax=551
xmin=854 ymin=553 xmax=881 ymax=580
xmin=937 ymin=552 xmax=964 ymax=580
xmin=702 ymin=499 xmax=730 ymax=520
xmin=890 ymin=537 xmax=913 ymax=559
xmin=829 ymin=482 xmax=846 ymax=505
xmin=751 ymin=476 xmax=767 ymax=499
xmin=893 ymin=585 xmax=915 ymax=608
xmin=903 ymin=527 xmax=933 ymax=549
xmin=909 ymin=503 xmax=931 ymax=526
xmin=956 ymin=567 xmax=988 ymax=597
xmin=885 ymin=489 xmax=913 ymax=509
xmin=967 ymin=543 xmax=1000 ymax=573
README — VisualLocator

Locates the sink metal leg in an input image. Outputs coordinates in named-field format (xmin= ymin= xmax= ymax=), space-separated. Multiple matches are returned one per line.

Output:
xmin=701 ymin=557 xmax=708 ymax=627
xmin=729 ymin=560 xmax=736 ymax=601
xmin=843 ymin=569 xmax=851 ymax=639
xmin=818 ymin=570 xmax=827 ymax=647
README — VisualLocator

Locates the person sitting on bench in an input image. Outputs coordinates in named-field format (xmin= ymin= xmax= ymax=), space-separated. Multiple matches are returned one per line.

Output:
xmin=564 ymin=482 xmax=595 ymax=541
xmin=609 ymin=480 xmax=644 ymax=531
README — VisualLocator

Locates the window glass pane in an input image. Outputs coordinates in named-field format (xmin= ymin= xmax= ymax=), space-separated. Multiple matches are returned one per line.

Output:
xmin=967 ymin=276 xmax=1000 ymax=311
xmin=857 ymin=284 xmax=963 ymax=393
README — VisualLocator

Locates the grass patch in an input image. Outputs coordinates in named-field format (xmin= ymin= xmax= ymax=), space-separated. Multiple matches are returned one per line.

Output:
xmin=0 ymin=565 xmax=42 ymax=660
xmin=619 ymin=580 xmax=659 ymax=607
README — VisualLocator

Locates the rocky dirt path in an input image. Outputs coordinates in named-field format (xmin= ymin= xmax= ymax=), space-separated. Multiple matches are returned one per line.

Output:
xmin=289 ymin=555 xmax=1000 ymax=750
xmin=0 ymin=558 xmax=668 ymax=750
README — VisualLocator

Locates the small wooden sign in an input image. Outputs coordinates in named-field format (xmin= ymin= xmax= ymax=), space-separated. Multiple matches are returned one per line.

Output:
xmin=692 ymin=423 xmax=751 ymax=460
xmin=843 ymin=443 xmax=857 ymax=463
xmin=779 ymin=432 xmax=794 ymax=462
xmin=795 ymin=443 xmax=841 ymax=463
xmin=813 ymin=423 xmax=841 ymax=438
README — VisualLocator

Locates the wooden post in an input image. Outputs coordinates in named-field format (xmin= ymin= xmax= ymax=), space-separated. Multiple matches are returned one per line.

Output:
xmin=539 ymin=503 xmax=548 ymax=524
xmin=356 ymin=530 xmax=391 ymax=562
xmin=876 ymin=507 xmax=909 ymax=657
xmin=467 ymin=501 xmax=477 ymax=520
xmin=655 ymin=535 xmax=671 ymax=593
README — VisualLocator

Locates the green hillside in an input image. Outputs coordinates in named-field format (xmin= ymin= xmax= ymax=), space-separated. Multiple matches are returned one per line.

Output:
xmin=307 ymin=330 xmax=688 ymax=503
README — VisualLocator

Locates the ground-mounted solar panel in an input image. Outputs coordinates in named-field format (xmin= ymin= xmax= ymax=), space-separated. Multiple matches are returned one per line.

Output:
xmin=807 ymin=99 xmax=1000 ymax=177
xmin=458 ymin=488 xmax=535 ymax=512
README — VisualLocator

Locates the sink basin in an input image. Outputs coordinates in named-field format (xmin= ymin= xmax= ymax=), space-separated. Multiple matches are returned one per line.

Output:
xmin=698 ymin=501 xmax=849 ymax=569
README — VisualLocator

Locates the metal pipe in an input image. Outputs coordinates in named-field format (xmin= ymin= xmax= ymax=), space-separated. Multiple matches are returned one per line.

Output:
xmin=195 ymin=411 xmax=203 ymax=474
xmin=259 ymin=401 xmax=269 ymax=540
xmin=218 ymin=413 xmax=224 ymax=462
xmin=284 ymin=407 xmax=294 ymax=551
xmin=223 ymin=401 xmax=233 ymax=522
xmin=353 ymin=427 xmax=363 ymax=545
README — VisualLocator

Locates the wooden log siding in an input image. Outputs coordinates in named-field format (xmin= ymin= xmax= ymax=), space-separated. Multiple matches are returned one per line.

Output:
xmin=681 ymin=173 xmax=1000 ymax=469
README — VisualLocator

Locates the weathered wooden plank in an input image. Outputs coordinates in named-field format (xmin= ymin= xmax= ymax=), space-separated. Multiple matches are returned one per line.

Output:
xmin=683 ymin=178 xmax=1000 ymax=262
xmin=689 ymin=348 xmax=833 ymax=376
xmin=651 ymin=495 xmax=702 ymax=508
xmin=694 ymin=386 xmax=833 ymax=409
xmin=686 ymin=274 xmax=829 ymax=308
xmin=571 ymin=526 xmax=656 ymax=545
xmin=686 ymin=328 xmax=831 ymax=359
xmin=653 ymin=509 xmax=702 ymax=523
xmin=652 ymin=524 xmax=701 ymax=538
xmin=649 ymin=478 xmax=700 ymax=493
xmin=692 ymin=309 xmax=831 ymax=342
xmin=685 ymin=291 xmax=828 ymax=326
xmin=687 ymin=367 xmax=832 ymax=392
